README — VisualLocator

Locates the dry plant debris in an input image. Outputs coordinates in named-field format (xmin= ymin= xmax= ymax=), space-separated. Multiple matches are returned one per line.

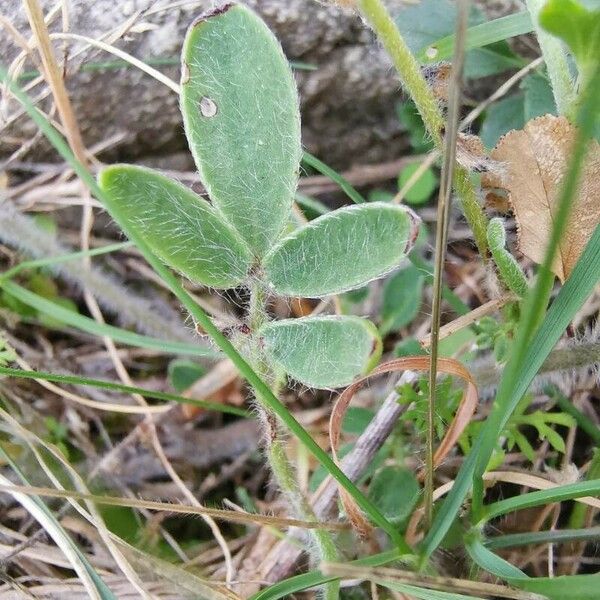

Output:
xmin=483 ymin=114 xmax=600 ymax=282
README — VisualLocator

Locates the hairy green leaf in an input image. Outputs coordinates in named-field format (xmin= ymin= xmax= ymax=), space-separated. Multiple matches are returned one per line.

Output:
xmin=522 ymin=72 xmax=557 ymax=120
xmin=264 ymin=203 xmax=419 ymax=297
xmin=480 ymin=94 xmax=525 ymax=149
xmin=98 ymin=165 xmax=252 ymax=288
xmin=180 ymin=4 xmax=301 ymax=256
xmin=259 ymin=316 xmax=381 ymax=388
xmin=487 ymin=218 xmax=528 ymax=296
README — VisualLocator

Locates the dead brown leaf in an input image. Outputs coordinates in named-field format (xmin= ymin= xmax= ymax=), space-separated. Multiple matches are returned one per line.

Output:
xmin=329 ymin=356 xmax=479 ymax=539
xmin=482 ymin=114 xmax=600 ymax=282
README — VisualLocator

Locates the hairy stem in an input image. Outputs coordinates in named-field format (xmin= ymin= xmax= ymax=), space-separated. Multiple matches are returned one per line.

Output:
xmin=248 ymin=282 xmax=339 ymax=598
xmin=356 ymin=0 xmax=489 ymax=257
xmin=525 ymin=0 xmax=576 ymax=118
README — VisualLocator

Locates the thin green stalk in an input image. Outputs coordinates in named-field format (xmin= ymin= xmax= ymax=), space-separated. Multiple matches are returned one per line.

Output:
xmin=356 ymin=0 xmax=489 ymax=257
xmin=525 ymin=0 xmax=576 ymax=118
xmin=486 ymin=526 xmax=600 ymax=550
xmin=425 ymin=0 xmax=470 ymax=528
xmin=0 ymin=241 xmax=133 ymax=282
xmin=0 ymin=64 xmax=409 ymax=552
xmin=302 ymin=151 xmax=366 ymax=204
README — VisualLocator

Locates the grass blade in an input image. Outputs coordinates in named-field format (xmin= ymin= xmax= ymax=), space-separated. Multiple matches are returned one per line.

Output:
xmin=417 ymin=12 xmax=533 ymax=63
xmin=482 ymin=479 xmax=600 ymax=522
xmin=0 ymin=366 xmax=249 ymax=417
xmin=0 ymin=241 xmax=132 ymax=281
xmin=0 ymin=280 xmax=218 ymax=358
xmin=0 ymin=448 xmax=116 ymax=599
xmin=302 ymin=151 xmax=366 ymax=204
xmin=486 ymin=526 xmax=600 ymax=550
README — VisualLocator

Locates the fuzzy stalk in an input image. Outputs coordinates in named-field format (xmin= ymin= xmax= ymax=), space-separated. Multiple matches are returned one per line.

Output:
xmin=247 ymin=282 xmax=340 ymax=599
xmin=525 ymin=0 xmax=576 ymax=118
xmin=356 ymin=0 xmax=489 ymax=257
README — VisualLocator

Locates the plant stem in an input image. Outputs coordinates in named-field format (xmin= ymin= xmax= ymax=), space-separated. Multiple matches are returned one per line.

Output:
xmin=248 ymin=282 xmax=340 ymax=599
xmin=356 ymin=0 xmax=489 ymax=257
xmin=525 ymin=0 xmax=576 ymax=118
xmin=357 ymin=0 xmax=442 ymax=145
xmin=425 ymin=0 xmax=470 ymax=529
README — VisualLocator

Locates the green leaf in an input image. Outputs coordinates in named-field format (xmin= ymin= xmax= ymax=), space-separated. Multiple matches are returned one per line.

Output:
xmin=264 ymin=202 xmax=418 ymax=297
xmin=168 ymin=359 xmax=207 ymax=392
xmin=259 ymin=315 xmax=381 ymax=389
xmin=480 ymin=94 xmax=525 ymax=149
xmin=368 ymin=466 xmax=420 ymax=524
xmin=466 ymin=536 xmax=527 ymax=579
xmin=381 ymin=265 xmax=425 ymax=334
xmin=395 ymin=0 xmax=460 ymax=54
xmin=398 ymin=163 xmax=438 ymax=205
xmin=379 ymin=582 xmax=484 ymax=600
xmin=98 ymin=165 xmax=252 ymax=288
xmin=464 ymin=44 xmax=523 ymax=79
xmin=180 ymin=4 xmax=301 ymax=256
xmin=540 ymin=0 xmax=600 ymax=78
xmin=522 ymin=72 xmax=557 ymax=120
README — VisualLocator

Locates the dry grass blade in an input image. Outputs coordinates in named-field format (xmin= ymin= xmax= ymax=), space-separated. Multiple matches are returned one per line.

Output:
xmin=426 ymin=0 xmax=470 ymax=528
xmin=0 ymin=483 xmax=349 ymax=531
xmin=329 ymin=356 xmax=478 ymax=537
xmin=482 ymin=115 xmax=600 ymax=281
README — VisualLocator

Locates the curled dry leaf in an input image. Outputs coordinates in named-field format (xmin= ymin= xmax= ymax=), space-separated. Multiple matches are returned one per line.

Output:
xmin=482 ymin=115 xmax=600 ymax=282
xmin=329 ymin=356 xmax=478 ymax=538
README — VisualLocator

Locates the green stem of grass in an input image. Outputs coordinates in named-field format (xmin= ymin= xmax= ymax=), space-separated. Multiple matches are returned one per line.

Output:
xmin=356 ymin=0 xmax=489 ymax=257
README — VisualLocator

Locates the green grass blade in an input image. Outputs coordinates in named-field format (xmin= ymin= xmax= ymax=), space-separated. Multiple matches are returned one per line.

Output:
xmin=486 ymin=526 xmax=600 ymax=550
xmin=482 ymin=479 xmax=600 ymax=522
xmin=417 ymin=12 xmax=533 ymax=63
xmin=0 ymin=280 xmax=218 ymax=358
xmin=465 ymin=536 xmax=527 ymax=579
xmin=508 ymin=574 xmax=600 ymax=600
xmin=301 ymin=151 xmax=366 ymax=204
xmin=0 ymin=241 xmax=132 ymax=282
xmin=0 ymin=366 xmax=249 ymax=417
xmin=0 ymin=64 xmax=407 ymax=551
xmin=250 ymin=549 xmax=403 ymax=600
xmin=472 ymin=529 xmax=600 ymax=600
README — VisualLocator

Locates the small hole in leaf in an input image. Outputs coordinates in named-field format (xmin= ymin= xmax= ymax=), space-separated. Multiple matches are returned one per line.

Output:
xmin=425 ymin=46 xmax=438 ymax=60
xmin=199 ymin=97 xmax=218 ymax=117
